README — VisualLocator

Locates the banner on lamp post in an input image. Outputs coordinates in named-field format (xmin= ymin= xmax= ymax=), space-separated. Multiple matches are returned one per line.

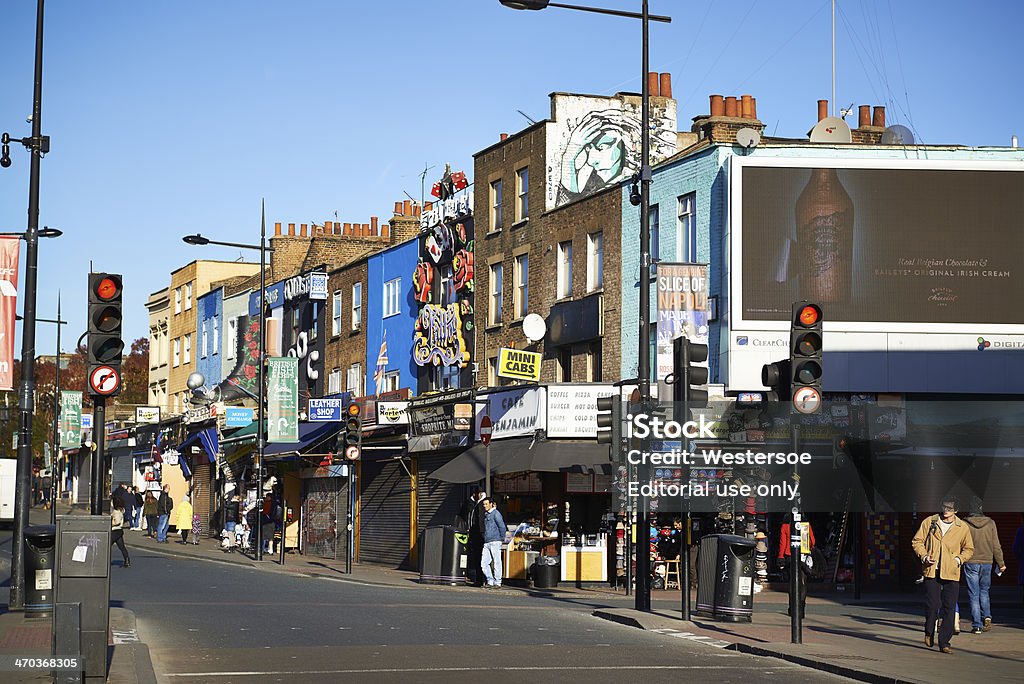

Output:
xmin=0 ymin=237 xmax=20 ymax=391
xmin=60 ymin=391 xmax=83 ymax=449
xmin=267 ymin=356 xmax=299 ymax=443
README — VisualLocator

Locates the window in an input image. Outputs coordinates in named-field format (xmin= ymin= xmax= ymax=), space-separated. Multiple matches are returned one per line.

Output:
xmin=557 ymin=347 xmax=572 ymax=382
xmin=516 ymin=166 xmax=529 ymax=221
xmin=513 ymin=254 xmax=529 ymax=319
xmin=212 ymin=317 xmax=219 ymax=356
xmin=174 ymin=288 xmax=182 ymax=314
xmin=490 ymin=179 xmax=503 ymax=230
xmin=649 ymin=204 xmax=660 ymax=261
xmin=489 ymin=263 xmax=503 ymax=325
xmin=440 ymin=265 xmax=455 ymax=305
xmin=227 ymin=318 xmax=237 ymax=360
xmin=587 ymin=341 xmax=603 ymax=382
xmin=382 ymin=370 xmax=401 ymax=393
xmin=173 ymin=338 xmax=180 ymax=367
xmin=383 ymin=278 xmax=401 ymax=318
xmin=183 ymin=334 xmax=191 ymax=364
xmin=587 ymin=232 xmax=604 ymax=291
xmin=332 ymin=290 xmax=342 ymax=336
xmin=184 ymin=283 xmax=192 ymax=310
xmin=676 ymin=193 xmax=696 ymax=262
xmin=328 ymin=368 xmax=341 ymax=395
xmin=346 ymin=363 xmax=362 ymax=396
xmin=200 ymin=322 xmax=208 ymax=358
xmin=172 ymin=393 xmax=179 ymax=414
xmin=351 ymin=282 xmax=362 ymax=330
xmin=556 ymin=240 xmax=573 ymax=299
xmin=488 ymin=357 xmax=498 ymax=387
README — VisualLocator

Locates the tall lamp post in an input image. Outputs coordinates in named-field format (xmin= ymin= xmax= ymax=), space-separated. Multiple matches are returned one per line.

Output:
xmin=183 ymin=204 xmax=271 ymax=560
xmin=499 ymin=0 xmax=670 ymax=612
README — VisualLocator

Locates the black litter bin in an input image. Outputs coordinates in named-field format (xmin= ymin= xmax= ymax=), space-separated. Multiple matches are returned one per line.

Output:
xmin=694 ymin=534 xmax=756 ymax=622
xmin=419 ymin=526 xmax=468 ymax=585
xmin=531 ymin=558 xmax=559 ymax=589
xmin=24 ymin=524 xmax=56 ymax=618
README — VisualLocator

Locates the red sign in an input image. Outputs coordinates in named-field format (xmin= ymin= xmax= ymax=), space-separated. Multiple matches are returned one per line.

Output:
xmin=480 ymin=415 xmax=492 ymax=446
xmin=0 ymin=238 xmax=19 ymax=391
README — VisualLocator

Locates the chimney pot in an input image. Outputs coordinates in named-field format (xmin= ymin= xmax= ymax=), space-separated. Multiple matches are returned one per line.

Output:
xmin=362 ymin=223 xmax=370 ymax=236
xmin=500 ymin=133 xmax=508 ymax=141
xmin=343 ymin=222 xmax=352 ymax=235
xmin=274 ymin=222 xmax=282 ymax=236
xmin=333 ymin=223 xmax=340 ymax=235
xmin=425 ymin=201 xmax=433 ymax=212
xmin=858 ymin=105 xmax=871 ymax=128
xmin=724 ymin=96 xmax=738 ymax=118
xmin=647 ymin=72 xmax=660 ymax=97
xmin=394 ymin=201 xmax=403 ymax=215
xmin=300 ymin=223 xmax=308 ymax=237
xmin=288 ymin=223 xmax=296 ymax=236
xmin=403 ymin=199 xmax=412 ymax=216
xmin=413 ymin=204 xmax=421 ymax=217
xmin=660 ymin=73 xmax=672 ymax=99
xmin=371 ymin=216 xmax=379 ymax=235
xmin=872 ymin=105 xmax=886 ymax=128
xmin=324 ymin=221 xmax=333 ymax=232
xmin=817 ymin=99 xmax=829 ymax=122
xmin=750 ymin=97 xmax=757 ymax=120
xmin=710 ymin=95 xmax=725 ymax=117
xmin=741 ymin=95 xmax=753 ymax=119
xmin=382 ymin=224 xmax=391 ymax=240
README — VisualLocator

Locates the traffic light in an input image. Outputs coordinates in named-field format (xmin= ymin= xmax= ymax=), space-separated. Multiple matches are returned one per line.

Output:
xmin=596 ymin=394 xmax=621 ymax=447
xmin=673 ymin=336 xmax=709 ymax=410
xmin=790 ymin=301 xmax=823 ymax=414
xmin=761 ymin=359 xmax=791 ymax=402
xmin=87 ymin=273 xmax=124 ymax=396
xmin=343 ymin=401 xmax=362 ymax=461
xmin=832 ymin=434 xmax=850 ymax=469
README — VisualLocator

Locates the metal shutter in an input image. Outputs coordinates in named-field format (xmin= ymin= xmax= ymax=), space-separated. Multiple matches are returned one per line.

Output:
xmin=359 ymin=460 xmax=412 ymax=568
xmin=416 ymin=454 xmax=465 ymax=538
xmin=301 ymin=477 xmax=349 ymax=560
xmin=191 ymin=462 xmax=212 ymax=535
xmin=110 ymin=446 xmax=134 ymax=492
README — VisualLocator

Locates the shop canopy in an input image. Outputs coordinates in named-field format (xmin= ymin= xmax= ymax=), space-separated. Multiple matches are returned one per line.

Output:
xmin=263 ymin=421 xmax=342 ymax=460
xmin=426 ymin=436 xmax=612 ymax=483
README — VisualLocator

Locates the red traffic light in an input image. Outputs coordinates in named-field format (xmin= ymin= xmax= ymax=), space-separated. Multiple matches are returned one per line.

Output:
xmin=796 ymin=304 xmax=821 ymax=327
xmin=94 ymin=276 xmax=121 ymax=301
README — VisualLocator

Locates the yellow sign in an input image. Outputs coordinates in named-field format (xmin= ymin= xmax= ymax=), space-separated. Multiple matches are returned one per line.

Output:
xmin=497 ymin=347 xmax=541 ymax=382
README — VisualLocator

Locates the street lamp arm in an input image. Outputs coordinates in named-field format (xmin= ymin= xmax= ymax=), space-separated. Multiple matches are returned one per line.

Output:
xmin=182 ymin=234 xmax=273 ymax=252
xmin=501 ymin=1 xmax=670 ymax=22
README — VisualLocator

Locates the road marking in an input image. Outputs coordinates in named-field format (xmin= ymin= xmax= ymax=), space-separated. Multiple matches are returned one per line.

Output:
xmin=166 ymin=665 xmax=772 ymax=677
xmin=111 ymin=629 xmax=138 ymax=644
xmin=651 ymin=627 xmax=730 ymax=649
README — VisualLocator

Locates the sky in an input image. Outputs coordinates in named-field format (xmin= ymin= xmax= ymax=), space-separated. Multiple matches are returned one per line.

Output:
xmin=2 ymin=0 xmax=1022 ymax=359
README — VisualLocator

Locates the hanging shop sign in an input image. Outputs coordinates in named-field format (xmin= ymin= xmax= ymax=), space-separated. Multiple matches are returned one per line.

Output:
xmin=377 ymin=401 xmax=410 ymax=425
xmin=224 ymin=407 xmax=254 ymax=428
xmin=248 ymin=281 xmax=285 ymax=316
xmin=135 ymin=406 xmax=161 ymax=425
xmin=0 ymin=237 xmax=19 ymax=391
xmin=496 ymin=347 xmax=542 ymax=382
xmin=546 ymin=384 xmax=615 ymax=438
xmin=475 ymin=387 xmax=545 ymax=440
xmin=308 ymin=272 xmax=328 ymax=301
xmin=59 ymin=391 xmax=83 ymax=449
xmin=267 ymin=356 xmax=299 ymax=442
xmin=656 ymin=263 xmax=709 ymax=397
xmin=308 ymin=397 xmax=345 ymax=422
xmin=184 ymin=402 xmax=222 ymax=425
xmin=407 ymin=388 xmax=474 ymax=453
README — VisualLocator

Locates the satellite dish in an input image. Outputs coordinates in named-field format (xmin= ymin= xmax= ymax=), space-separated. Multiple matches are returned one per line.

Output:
xmin=881 ymin=124 xmax=915 ymax=145
xmin=736 ymin=127 xmax=761 ymax=149
xmin=522 ymin=313 xmax=547 ymax=342
xmin=809 ymin=116 xmax=852 ymax=143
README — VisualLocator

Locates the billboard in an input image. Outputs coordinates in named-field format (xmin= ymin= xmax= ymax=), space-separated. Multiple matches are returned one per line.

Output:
xmin=732 ymin=158 xmax=1024 ymax=332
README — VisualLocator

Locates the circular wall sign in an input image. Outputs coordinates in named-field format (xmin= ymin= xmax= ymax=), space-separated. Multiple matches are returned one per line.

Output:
xmin=344 ymin=445 xmax=361 ymax=461
xmin=89 ymin=366 xmax=121 ymax=396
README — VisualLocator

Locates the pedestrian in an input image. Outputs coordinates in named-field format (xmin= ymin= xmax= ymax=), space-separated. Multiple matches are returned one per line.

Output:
xmin=111 ymin=496 xmax=131 ymax=568
xmin=131 ymin=486 xmax=144 ymax=530
xmin=1012 ymin=513 xmax=1024 ymax=607
xmin=459 ymin=488 xmax=486 ymax=586
xmin=261 ymin=496 xmax=277 ymax=554
xmin=32 ymin=468 xmax=41 ymax=506
xmin=177 ymin=496 xmax=194 ymax=544
xmin=480 ymin=497 xmax=506 ymax=589
xmin=778 ymin=516 xmax=816 ymax=618
xmin=113 ymin=481 xmax=130 ymax=510
xmin=963 ymin=497 xmax=1006 ymax=634
xmin=143 ymin=490 xmax=158 ymax=537
xmin=40 ymin=470 xmax=52 ymax=509
xmin=222 ymin=495 xmax=240 ymax=551
xmin=156 ymin=484 xmax=174 ymax=543
xmin=912 ymin=496 xmax=974 ymax=654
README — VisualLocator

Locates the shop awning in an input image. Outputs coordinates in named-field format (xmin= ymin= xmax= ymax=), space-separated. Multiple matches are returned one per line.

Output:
xmin=176 ymin=426 xmax=219 ymax=464
xmin=263 ymin=422 xmax=342 ymax=460
xmin=426 ymin=437 xmax=611 ymax=483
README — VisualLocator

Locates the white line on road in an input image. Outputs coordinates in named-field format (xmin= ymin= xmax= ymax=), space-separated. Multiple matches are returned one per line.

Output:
xmin=165 ymin=665 xmax=774 ymax=677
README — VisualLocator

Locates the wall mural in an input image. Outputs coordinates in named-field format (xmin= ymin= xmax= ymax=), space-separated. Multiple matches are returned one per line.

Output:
xmin=546 ymin=93 xmax=677 ymax=210
xmin=412 ymin=165 xmax=475 ymax=386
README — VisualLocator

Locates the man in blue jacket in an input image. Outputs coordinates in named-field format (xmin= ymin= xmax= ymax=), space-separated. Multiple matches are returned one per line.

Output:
xmin=480 ymin=497 xmax=506 ymax=589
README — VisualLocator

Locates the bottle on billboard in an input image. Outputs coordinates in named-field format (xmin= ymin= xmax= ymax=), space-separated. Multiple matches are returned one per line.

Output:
xmin=796 ymin=167 xmax=854 ymax=303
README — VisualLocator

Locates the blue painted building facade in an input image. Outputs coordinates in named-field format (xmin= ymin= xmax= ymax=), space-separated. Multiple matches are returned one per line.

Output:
xmin=196 ymin=287 xmax=224 ymax=388
xmin=365 ymin=238 xmax=420 ymax=394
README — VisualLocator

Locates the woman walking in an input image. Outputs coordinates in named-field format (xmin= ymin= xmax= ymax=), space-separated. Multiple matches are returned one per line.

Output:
xmin=143 ymin=490 xmax=158 ymax=537
xmin=111 ymin=497 xmax=131 ymax=568
xmin=177 ymin=496 xmax=194 ymax=544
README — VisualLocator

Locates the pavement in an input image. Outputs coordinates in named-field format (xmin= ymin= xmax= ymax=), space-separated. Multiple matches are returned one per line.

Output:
xmin=3 ymin=502 xmax=1022 ymax=682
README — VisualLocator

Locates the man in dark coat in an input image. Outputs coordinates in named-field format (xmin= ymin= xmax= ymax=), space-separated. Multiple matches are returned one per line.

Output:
xmin=459 ymin=489 xmax=486 ymax=586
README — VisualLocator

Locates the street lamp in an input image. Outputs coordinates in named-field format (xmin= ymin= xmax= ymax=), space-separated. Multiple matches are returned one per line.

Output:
xmin=1 ymin=0 xmax=55 ymax=613
xmin=182 ymin=202 xmax=271 ymax=560
xmin=500 ymin=0 xmax=669 ymax=612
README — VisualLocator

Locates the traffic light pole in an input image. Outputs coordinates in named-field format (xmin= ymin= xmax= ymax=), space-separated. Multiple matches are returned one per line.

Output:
xmin=680 ymin=339 xmax=692 ymax=621
xmin=790 ymin=419 xmax=803 ymax=644
xmin=91 ymin=398 xmax=106 ymax=515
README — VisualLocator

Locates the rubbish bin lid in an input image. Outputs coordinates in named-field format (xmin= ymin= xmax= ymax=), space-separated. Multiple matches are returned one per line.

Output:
xmin=713 ymin=533 xmax=756 ymax=547
xmin=24 ymin=524 xmax=57 ymax=540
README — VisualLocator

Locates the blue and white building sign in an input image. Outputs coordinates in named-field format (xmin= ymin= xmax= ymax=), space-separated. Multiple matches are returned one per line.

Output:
xmin=308 ymin=272 xmax=328 ymax=301
xmin=225 ymin=407 xmax=255 ymax=428
xmin=308 ymin=397 xmax=345 ymax=422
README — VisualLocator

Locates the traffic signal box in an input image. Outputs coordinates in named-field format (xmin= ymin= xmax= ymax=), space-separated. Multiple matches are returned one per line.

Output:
xmin=343 ymin=401 xmax=362 ymax=461
xmin=596 ymin=395 xmax=621 ymax=447
xmin=87 ymin=273 xmax=124 ymax=397
xmin=789 ymin=302 xmax=823 ymax=413
xmin=673 ymin=336 xmax=709 ymax=410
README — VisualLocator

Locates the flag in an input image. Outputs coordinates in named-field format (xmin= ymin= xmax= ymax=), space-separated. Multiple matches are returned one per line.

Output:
xmin=374 ymin=331 xmax=389 ymax=395
xmin=0 ymin=237 xmax=20 ymax=391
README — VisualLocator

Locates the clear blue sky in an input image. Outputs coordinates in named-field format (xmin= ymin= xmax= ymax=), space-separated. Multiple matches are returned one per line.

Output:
xmin=2 ymin=0 xmax=1021 ymax=357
